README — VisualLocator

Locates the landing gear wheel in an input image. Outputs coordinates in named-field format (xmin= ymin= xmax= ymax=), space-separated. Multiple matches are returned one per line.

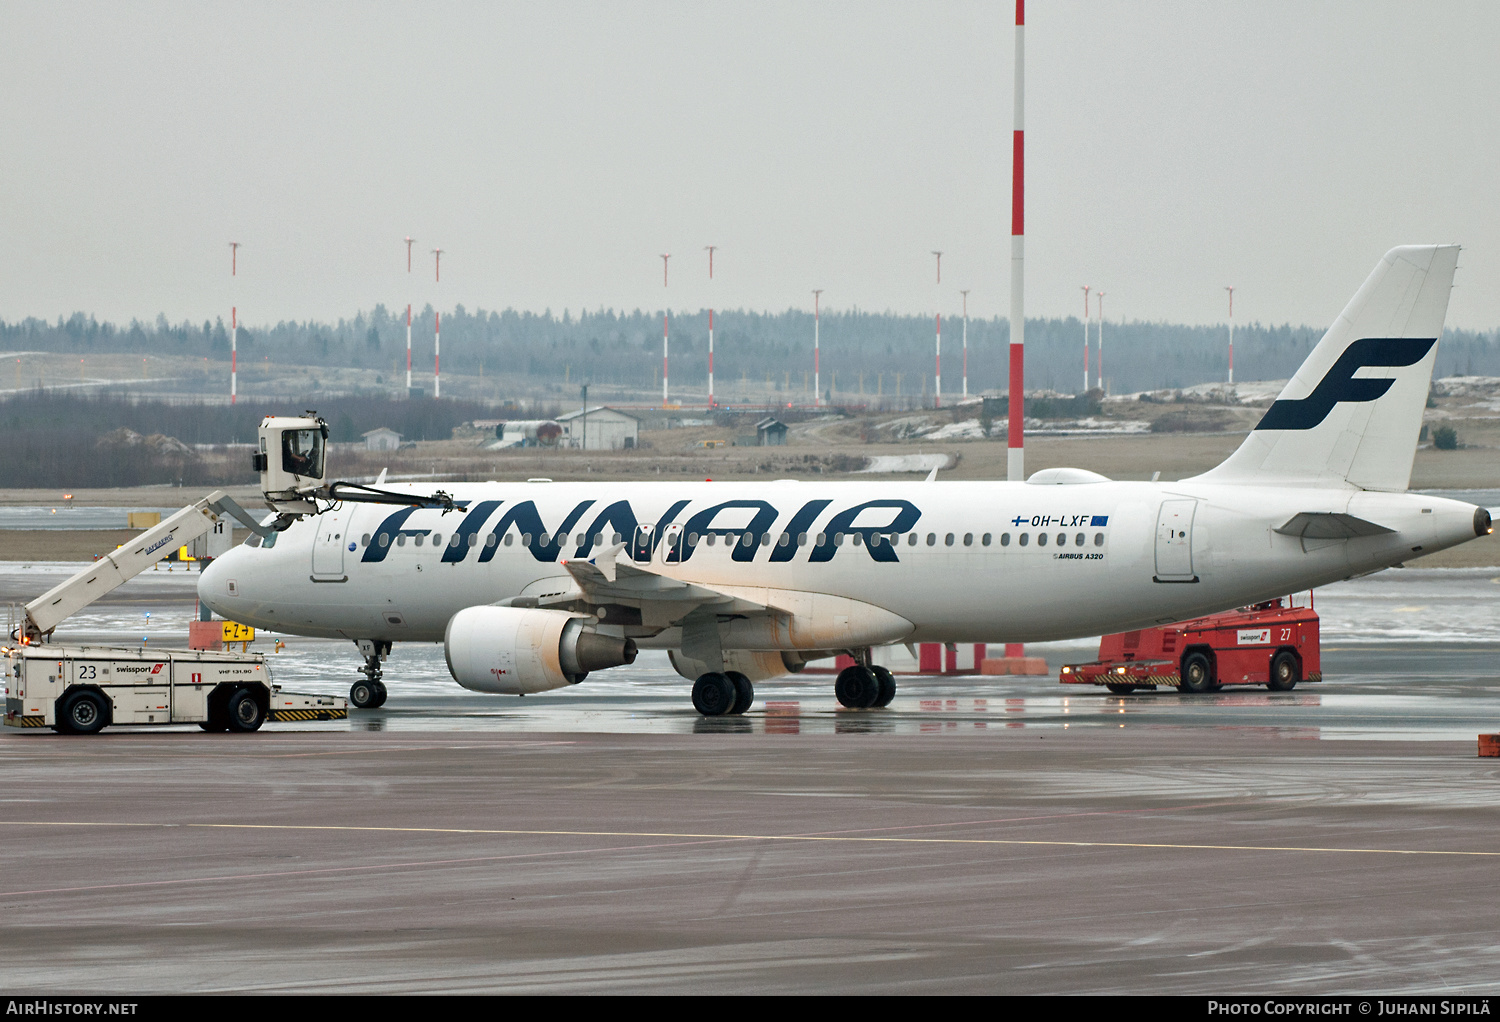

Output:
xmin=725 ymin=671 xmax=754 ymax=715
xmin=835 ymin=665 xmax=880 ymax=708
xmin=225 ymin=689 xmax=266 ymax=732
xmin=1105 ymin=683 xmax=1137 ymax=695
xmin=692 ymin=672 xmax=736 ymax=717
xmin=1178 ymin=652 xmax=1215 ymax=694
xmin=1268 ymin=651 xmax=1299 ymax=692
xmin=872 ymin=666 xmax=897 ymax=707
xmin=55 ymin=690 xmax=108 ymax=735
xmin=354 ymin=640 xmax=388 ymax=707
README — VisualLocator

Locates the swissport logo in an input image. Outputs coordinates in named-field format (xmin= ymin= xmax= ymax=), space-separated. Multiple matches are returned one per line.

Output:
xmin=1237 ymin=629 xmax=1271 ymax=645
xmin=1255 ymin=337 xmax=1436 ymax=431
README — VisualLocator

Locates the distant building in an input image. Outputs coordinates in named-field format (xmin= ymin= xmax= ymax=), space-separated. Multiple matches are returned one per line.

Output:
xmin=755 ymin=417 xmax=788 ymax=446
xmin=362 ymin=428 xmax=402 ymax=452
xmin=557 ymin=406 xmax=640 ymax=451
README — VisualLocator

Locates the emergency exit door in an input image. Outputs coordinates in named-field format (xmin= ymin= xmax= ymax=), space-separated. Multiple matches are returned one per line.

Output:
xmin=1154 ymin=499 xmax=1198 ymax=582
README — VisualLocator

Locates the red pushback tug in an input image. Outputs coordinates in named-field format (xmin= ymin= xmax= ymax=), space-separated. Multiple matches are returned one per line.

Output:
xmin=1059 ymin=597 xmax=1321 ymax=695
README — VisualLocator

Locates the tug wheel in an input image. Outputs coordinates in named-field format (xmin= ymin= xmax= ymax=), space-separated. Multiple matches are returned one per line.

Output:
xmin=226 ymin=689 xmax=266 ymax=732
xmin=56 ymin=690 xmax=108 ymax=735
xmin=1178 ymin=652 xmax=1215 ymax=694
xmin=1268 ymin=651 xmax=1299 ymax=692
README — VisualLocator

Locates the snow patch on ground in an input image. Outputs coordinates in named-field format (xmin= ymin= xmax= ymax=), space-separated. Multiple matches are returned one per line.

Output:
xmin=859 ymin=453 xmax=955 ymax=473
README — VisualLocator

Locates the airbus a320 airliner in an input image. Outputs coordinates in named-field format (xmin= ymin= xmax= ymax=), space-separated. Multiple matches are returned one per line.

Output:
xmin=199 ymin=245 xmax=1492 ymax=715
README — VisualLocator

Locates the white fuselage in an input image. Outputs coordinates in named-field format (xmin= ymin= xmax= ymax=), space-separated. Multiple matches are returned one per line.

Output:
xmin=198 ymin=478 xmax=1480 ymax=648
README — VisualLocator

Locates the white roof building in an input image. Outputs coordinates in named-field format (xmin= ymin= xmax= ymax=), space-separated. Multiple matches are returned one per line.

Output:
xmin=557 ymin=406 xmax=640 ymax=451
xmin=362 ymin=427 xmax=402 ymax=452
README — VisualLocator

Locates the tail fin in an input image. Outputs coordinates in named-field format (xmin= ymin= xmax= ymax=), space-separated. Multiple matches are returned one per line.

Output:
xmin=1192 ymin=244 xmax=1459 ymax=491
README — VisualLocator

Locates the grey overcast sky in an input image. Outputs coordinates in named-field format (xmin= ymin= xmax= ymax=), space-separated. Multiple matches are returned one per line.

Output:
xmin=2 ymin=1 xmax=1497 ymax=331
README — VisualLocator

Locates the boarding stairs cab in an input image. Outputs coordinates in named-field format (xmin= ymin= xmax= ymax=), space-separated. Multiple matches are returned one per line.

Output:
xmin=1 ymin=415 xmax=389 ymax=734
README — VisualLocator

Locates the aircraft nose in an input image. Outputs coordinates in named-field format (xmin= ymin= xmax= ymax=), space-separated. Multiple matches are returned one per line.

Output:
xmin=198 ymin=545 xmax=247 ymax=615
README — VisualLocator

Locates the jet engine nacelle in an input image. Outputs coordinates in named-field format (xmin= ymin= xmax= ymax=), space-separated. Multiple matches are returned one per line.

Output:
xmin=445 ymin=606 xmax=638 ymax=694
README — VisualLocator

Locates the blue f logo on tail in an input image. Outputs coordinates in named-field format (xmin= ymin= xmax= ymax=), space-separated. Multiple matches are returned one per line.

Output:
xmin=1255 ymin=337 xmax=1436 ymax=431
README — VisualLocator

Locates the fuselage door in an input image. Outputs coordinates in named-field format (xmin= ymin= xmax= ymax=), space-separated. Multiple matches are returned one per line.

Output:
xmin=661 ymin=523 xmax=684 ymax=564
xmin=311 ymin=505 xmax=355 ymax=578
xmin=631 ymin=524 xmax=655 ymax=563
xmin=1154 ymin=499 xmax=1198 ymax=583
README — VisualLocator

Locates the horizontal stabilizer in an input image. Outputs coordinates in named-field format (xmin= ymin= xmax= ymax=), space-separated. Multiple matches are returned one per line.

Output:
xmin=1274 ymin=512 xmax=1395 ymax=540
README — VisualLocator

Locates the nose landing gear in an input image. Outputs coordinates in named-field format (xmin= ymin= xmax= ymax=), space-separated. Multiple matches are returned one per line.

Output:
xmin=352 ymin=639 xmax=391 ymax=709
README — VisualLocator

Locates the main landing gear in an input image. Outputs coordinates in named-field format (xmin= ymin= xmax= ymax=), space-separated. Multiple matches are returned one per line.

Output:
xmin=689 ymin=651 xmax=897 ymax=717
xmin=692 ymin=670 xmax=754 ymax=717
xmin=835 ymin=663 xmax=896 ymax=709
xmin=351 ymin=639 xmax=391 ymax=709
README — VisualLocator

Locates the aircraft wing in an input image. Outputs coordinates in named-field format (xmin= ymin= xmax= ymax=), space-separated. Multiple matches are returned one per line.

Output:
xmin=557 ymin=550 xmax=768 ymax=617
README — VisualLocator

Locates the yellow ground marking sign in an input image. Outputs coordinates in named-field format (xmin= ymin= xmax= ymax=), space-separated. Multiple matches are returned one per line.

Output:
xmin=221 ymin=621 xmax=255 ymax=643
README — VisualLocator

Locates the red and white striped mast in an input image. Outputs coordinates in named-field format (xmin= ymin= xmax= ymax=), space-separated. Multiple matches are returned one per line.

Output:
xmin=1003 ymin=0 xmax=1026 ymax=662
xmin=1007 ymin=0 xmax=1025 ymax=482
xmin=228 ymin=241 xmax=239 ymax=404
xmin=812 ymin=289 xmax=823 ymax=408
xmin=1224 ymin=285 xmax=1235 ymax=385
xmin=932 ymin=251 xmax=942 ymax=408
xmin=705 ymin=245 xmax=717 ymax=407
xmin=1080 ymin=285 xmax=1090 ymax=392
xmin=404 ymin=236 xmax=415 ymax=392
xmin=959 ymin=289 xmax=971 ymax=398
xmin=660 ymin=254 xmax=670 ymax=408
xmin=431 ymin=247 xmax=443 ymax=398
xmin=1095 ymin=290 xmax=1106 ymax=394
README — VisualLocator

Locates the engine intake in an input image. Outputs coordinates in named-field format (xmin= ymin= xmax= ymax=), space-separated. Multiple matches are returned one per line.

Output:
xmin=445 ymin=606 xmax=637 ymax=694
